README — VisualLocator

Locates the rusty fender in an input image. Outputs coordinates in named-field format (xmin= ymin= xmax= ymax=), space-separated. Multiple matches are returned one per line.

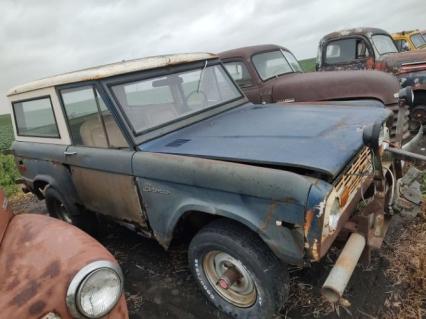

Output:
xmin=0 ymin=214 xmax=128 ymax=319
xmin=132 ymin=152 xmax=317 ymax=265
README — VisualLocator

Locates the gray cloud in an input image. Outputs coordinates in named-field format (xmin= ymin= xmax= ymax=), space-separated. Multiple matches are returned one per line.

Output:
xmin=1 ymin=0 xmax=425 ymax=113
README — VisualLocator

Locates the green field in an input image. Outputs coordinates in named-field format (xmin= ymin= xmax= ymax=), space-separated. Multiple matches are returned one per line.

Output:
xmin=298 ymin=58 xmax=316 ymax=72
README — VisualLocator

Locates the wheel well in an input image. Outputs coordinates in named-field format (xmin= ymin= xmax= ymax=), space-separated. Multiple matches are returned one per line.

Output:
xmin=172 ymin=211 xmax=261 ymax=247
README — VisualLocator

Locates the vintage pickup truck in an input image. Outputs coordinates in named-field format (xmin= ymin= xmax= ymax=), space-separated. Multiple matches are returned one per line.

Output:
xmin=392 ymin=30 xmax=426 ymax=51
xmin=218 ymin=44 xmax=413 ymax=144
xmin=0 ymin=189 xmax=128 ymax=319
xmin=316 ymin=27 xmax=426 ymax=128
xmin=7 ymin=53 xmax=422 ymax=319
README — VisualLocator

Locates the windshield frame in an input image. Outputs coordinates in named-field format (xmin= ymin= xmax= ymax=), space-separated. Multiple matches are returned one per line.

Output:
xmin=102 ymin=59 xmax=246 ymax=144
xmin=251 ymin=49 xmax=300 ymax=81
xmin=371 ymin=33 xmax=398 ymax=55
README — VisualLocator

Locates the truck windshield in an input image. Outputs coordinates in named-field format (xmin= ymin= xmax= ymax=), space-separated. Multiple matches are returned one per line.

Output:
xmin=411 ymin=33 xmax=426 ymax=48
xmin=252 ymin=50 xmax=300 ymax=80
xmin=110 ymin=64 xmax=241 ymax=134
xmin=371 ymin=34 xmax=398 ymax=55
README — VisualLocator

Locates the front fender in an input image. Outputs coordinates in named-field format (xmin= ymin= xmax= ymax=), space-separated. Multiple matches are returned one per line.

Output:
xmin=137 ymin=177 xmax=307 ymax=265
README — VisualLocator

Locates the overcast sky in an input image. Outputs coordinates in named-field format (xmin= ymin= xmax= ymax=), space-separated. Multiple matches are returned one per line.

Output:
xmin=0 ymin=0 xmax=425 ymax=114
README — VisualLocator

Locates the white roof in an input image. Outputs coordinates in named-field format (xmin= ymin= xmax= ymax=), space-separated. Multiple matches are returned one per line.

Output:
xmin=7 ymin=52 xmax=217 ymax=96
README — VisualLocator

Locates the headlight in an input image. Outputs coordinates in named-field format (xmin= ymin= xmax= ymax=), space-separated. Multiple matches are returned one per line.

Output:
xmin=66 ymin=260 xmax=123 ymax=319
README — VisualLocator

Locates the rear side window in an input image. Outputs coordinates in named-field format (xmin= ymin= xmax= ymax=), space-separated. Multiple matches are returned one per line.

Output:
xmin=224 ymin=61 xmax=253 ymax=87
xmin=12 ymin=97 xmax=59 ymax=138
xmin=325 ymin=39 xmax=357 ymax=64
xmin=61 ymin=86 xmax=127 ymax=148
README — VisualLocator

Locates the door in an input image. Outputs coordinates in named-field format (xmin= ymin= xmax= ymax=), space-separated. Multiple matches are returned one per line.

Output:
xmin=59 ymin=84 xmax=147 ymax=227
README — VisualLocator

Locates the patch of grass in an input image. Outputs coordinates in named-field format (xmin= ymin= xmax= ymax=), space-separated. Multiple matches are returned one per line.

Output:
xmin=0 ymin=113 xmax=18 ymax=196
xmin=0 ymin=113 xmax=14 ymax=151
xmin=298 ymin=58 xmax=316 ymax=72
xmin=0 ymin=154 xmax=19 ymax=196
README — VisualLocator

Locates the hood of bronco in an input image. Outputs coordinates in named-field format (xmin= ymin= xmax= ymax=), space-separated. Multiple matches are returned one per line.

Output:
xmin=140 ymin=103 xmax=391 ymax=180
xmin=271 ymin=70 xmax=399 ymax=105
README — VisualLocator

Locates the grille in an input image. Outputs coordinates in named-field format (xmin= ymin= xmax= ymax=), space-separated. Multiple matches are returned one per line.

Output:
xmin=334 ymin=147 xmax=373 ymax=207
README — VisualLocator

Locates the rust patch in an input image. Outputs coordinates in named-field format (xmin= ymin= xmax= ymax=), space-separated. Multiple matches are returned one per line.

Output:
xmin=28 ymin=300 xmax=46 ymax=316
xmin=304 ymin=209 xmax=315 ymax=238
xmin=42 ymin=260 xmax=61 ymax=279
xmin=10 ymin=280 xmax=39 ymax=307
xmin=260 ymin=202 xmax=277 ymax=231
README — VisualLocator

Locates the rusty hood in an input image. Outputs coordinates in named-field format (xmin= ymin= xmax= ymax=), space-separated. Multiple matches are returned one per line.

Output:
xmin=140 ymin=103 xmax=391 ymax=180
xmin=270 ymin=70 xmax=399 ymax=105
xmin=380 ymin=50 xmax=426 ymax=74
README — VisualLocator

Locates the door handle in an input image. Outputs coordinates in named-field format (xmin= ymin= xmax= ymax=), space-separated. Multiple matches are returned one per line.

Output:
xmin=64 ymin=151 xmax=77 ymax=156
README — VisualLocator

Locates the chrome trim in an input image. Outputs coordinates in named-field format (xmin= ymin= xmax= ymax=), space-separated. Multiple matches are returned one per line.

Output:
xmin=66 ymin=260 xmax=123 ymax=319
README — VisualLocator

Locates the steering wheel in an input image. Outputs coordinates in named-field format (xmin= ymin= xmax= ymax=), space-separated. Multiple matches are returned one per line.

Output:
xmin=185 ymin=90 xmax=208 ymax=109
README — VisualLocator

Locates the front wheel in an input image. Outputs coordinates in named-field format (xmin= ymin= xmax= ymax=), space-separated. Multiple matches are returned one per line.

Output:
xmin=188 ymin=219 xmax=289 ymax=319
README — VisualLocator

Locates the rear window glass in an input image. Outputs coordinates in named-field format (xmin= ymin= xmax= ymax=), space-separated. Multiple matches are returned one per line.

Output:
xmin=12 ymin=97 xmax=59 ymax=138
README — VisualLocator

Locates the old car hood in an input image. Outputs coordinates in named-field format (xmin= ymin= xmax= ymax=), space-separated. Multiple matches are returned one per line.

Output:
xmin=271 ymin=71 xmax=399 ymax=105
xmin=381 ymin=50 xmax=426 ymax=73
xmin=140 ymin=103 xmax=390 ymax=179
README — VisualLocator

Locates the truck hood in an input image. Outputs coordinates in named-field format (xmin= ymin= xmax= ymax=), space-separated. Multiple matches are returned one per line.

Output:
xmin=380 ymin=50 xmax=426 ymax=74
xmin=140 ymin=103 xmax=390 ymax=180
xmin=271 ymin=70 xmax=399 ymax=105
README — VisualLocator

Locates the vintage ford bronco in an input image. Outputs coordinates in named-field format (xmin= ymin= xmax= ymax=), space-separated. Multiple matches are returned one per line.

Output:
xmin=7 ymin=53 xmax=423 ymax=318
xmin=218 ymin=44 xmax=413 ymax=144
xmin=0 ymin=189 xmax=128 ymax=319
xmin=316 ymin=27 xmax=426 ymax=129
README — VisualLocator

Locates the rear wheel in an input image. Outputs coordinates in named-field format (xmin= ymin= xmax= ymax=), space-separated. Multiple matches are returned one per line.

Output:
xmin=188 ymin=219 xmax=289 ymax=319
xmin=45 ymin=187 xmax=97 ymax=234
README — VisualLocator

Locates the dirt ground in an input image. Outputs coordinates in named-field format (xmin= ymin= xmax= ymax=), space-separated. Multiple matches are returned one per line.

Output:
xmin=8 ymin=137 xmax=426 ymax=319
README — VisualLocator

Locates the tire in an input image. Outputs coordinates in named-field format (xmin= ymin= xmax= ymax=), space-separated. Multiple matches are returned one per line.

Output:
xmin=44 ymin=187 xmax=97 ymax=234
xmin=188 ymin=219 xmax=289 ymax=319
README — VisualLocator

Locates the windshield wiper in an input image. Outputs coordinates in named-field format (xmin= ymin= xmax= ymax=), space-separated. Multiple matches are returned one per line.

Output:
xmin=197 ymin=60 xmax=208 ymax=93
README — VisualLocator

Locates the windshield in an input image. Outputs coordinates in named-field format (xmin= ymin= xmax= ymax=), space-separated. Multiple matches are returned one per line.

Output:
xmin=372 ymin=34 xmax=398 ymax=55
xmin=252 ymin=50 xmax=295 ymax=80
xmin=411 ymin=33 xmax=426 ymax=48
xmin=110 ymin=64 xmax=241 ymax=134
xmin=282 ymin=50 xmax=303 ymax=72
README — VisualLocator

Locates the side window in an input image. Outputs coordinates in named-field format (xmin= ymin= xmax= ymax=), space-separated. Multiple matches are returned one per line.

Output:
xmin=224 ymin=61 xmax=253 ymax=87
xmin=395 ymin=39 xmax=408 ymax=51
xmin=12 ymin=97 xmax=59 ymax=138
xmin=325 ymin=39 xmax=357 ymax=64
xmin=356 ymin=40 xmax=370 ymax=58
xmin=61 ymin=86 xmax=128 ymax=148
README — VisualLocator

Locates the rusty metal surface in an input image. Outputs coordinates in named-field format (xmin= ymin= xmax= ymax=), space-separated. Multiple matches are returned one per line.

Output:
xmin=320 ymin=27 xmax=388 ymax=43
xmin=270 ymin=70 xmax=399 ymax=106
xmin=0 ymin=213 xmax=128 ymax=319
xmin=219 ymin=44 xmax=400 ymax=106
xmin=70 ymin=167 xmax=148 ymax=227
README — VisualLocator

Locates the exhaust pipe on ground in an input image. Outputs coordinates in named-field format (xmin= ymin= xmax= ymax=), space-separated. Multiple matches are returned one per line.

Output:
xmin=321 ymin=232 xmax=366 ymax=303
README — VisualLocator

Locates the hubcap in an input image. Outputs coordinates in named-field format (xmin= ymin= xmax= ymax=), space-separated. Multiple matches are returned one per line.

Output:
xmin=203 ymin=251 xmax=257 ymax=307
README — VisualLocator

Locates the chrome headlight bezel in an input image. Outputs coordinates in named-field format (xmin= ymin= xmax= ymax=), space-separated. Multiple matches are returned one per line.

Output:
xmin=66 ymin=260 xmax=123 ymax=319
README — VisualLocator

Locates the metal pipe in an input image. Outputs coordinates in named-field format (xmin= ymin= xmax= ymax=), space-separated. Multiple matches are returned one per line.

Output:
xmin=321 ymin=233 xmax=366 ymax=303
